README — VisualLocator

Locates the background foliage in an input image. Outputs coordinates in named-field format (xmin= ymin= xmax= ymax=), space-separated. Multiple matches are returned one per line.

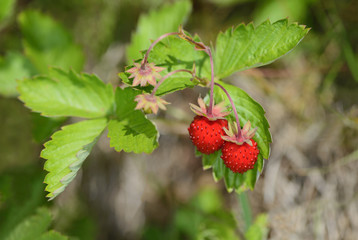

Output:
xmin=1 ymin=0 xmax=358 ymax=239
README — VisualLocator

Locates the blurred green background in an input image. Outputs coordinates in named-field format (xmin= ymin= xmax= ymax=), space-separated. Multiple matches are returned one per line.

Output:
xmin=1 ymin=0 xmax=358 ymax=239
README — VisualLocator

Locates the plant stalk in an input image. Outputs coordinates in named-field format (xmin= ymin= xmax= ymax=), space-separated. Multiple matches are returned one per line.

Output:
xmin=141 ymin=32 xmax=178 ymax=69
xmin=206 ymin=48 xmax=215 ymax=115
xmin=214 ymin=82 xmax=242 ymax=137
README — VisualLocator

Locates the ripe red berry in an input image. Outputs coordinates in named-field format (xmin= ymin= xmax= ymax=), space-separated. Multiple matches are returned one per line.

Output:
xmin=188 ymin=116 xmax=228 ymax=154
xmin=221 ymin=139 xmax=259 ymax=173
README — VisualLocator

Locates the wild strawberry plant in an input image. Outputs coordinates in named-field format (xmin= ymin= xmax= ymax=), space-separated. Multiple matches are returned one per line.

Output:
xmin=16 ymin=0 xmax=309 ymax=200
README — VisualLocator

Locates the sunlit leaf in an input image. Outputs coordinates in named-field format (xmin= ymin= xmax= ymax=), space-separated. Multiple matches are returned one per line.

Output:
xmin=108 ymin=88 xmax=159 ymax=154
xmin=18 ymin=68 xmax=114 ymax=118
xmin=215 ymin=19 xmax=309 ymax=79
xmin=41 ymin=118 xmax=107 ymax=199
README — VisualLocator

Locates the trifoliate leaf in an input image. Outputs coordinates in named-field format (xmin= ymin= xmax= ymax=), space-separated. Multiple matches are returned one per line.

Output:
xmin=41 ymin=118 xmax=107 ymax=200
xmin=18 ymin=10 xmax=84 ymax=73
xmin=108 ymin=88 xmax=159 ymax=154
xmin=126 ymin=0 xmax=191 ymax=63
xmin=0 ymin=52 xmax=36 ymax=97
xmin=215 ymin=19 xmax=309 ymax=79
xmin=18 ymin=68 xmax=114 ymax=118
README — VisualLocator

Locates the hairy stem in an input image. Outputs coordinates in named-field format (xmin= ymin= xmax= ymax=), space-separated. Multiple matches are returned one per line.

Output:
xmin=141 ymin=32 xmax=178 ymax=69
xmin=206 ymin=48 xmax=215 ymax=115
xmin=151 ymin=69 xmax=193 ymax=96
xmin=214 ymin=82 xmax=242 ymax=137
xmin=176 ymin=29 xmax=215 ymax=115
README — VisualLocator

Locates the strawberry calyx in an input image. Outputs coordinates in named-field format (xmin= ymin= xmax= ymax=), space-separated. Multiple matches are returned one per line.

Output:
xmin=222 ymin=120 xmax=257 ymax=146
xmin=189 ymin=97 xmax=230 ymax=121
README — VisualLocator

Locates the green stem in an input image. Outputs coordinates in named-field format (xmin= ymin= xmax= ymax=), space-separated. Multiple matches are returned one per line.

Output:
xmin=237 ymin=192 xmax=253 ymax=232
xmin=214 ymin=82 xmax=242 ymax=138
xmin=141 ymin=32 xmax=178 ymax=69
xmin=206 ymin=48 xmax=215 ymax=115
xmin=176 ymin=29 xmax=215 ymax=117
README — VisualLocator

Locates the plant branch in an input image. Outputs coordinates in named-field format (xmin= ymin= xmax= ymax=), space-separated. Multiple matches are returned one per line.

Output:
xmin=141 ymin=32 xmax=178 ymax=69
xmin=206 ymin=48 xmax=215 ymax=115
xmin=214 ymin=82 xmax=242 ymax=137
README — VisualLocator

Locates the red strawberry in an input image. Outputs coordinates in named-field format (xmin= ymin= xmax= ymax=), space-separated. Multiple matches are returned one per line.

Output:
xmin=188 ymin=97 xmax=231 ymax=154
xmin=220 ymin=120 xmax=260 ymax=173
xmin=221 ymin=139 xmax=259 ymax=173
xmin=188 ymin=116 xmax=228 ymax=154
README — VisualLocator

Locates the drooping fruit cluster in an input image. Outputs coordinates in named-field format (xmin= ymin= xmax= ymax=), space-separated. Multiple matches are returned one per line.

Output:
xmin=221 ymin=139 xmax=259 ymax=173
xmin=188 ymin=116 xmax=228 ymax=154
xmin=187 ymin=96 xmax=260 ymax=174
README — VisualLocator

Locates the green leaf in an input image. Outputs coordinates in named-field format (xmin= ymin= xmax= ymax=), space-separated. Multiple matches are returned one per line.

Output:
xmin=202 ymin=150 xmax=220 ymax=170
xmin=18 ymin=68 xmax=114 ymax=118
xmin=0 ymin=52 xmax=36 ymax=97
xmin=126 ymin=0 xmax=191 ymax=62
xmin=0 ymin=0 xmax=15 ymax=25
xmin=148 ymin=35 xmax=211 ymax=95
xmin=245 ymin=214 xmax=268 ymax=240
xmin=0 ymin=167 xmax=47 ymax=239
xmin=200 ymin=149 xmax=258 ymax=193
xmin=41 ymin=118 xmax=107 ymax=200
xmin=39 ymin=231 xmax=68 ymax=240
xmin=121 ymin=35 xmax=210 ymax=96
xmin=108 ymin=88 xmax=159 ymax=154
xmin=18 ymin=10 xmax=84 ymax=73
xmin=5 ymin=208 xmax=52 ymax=240
xmin=215 ymin=19 xmax=309 ymax=79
